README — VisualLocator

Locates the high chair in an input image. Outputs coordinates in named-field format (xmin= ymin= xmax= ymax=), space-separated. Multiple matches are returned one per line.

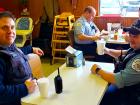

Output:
xmin=15 ymin=17 xmax=33 ymax=47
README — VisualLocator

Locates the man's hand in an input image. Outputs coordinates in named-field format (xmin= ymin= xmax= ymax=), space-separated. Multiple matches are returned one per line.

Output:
xmin=91 ymin=64 xmax=101 ymax=74
xmin=100 ymin=30 xmax=109 ymax=36
xmin=92 ymin=34 xmax=101 ymax=41
xmin=123 ymin=33 xmax=130 ymax=42
xmin=25 ymin=78 xmax=37 ymax=94
xmin=33 ymin=47 xmax=44 ymax=56
xmin=104 ymin=47 xmax=110 ymax=55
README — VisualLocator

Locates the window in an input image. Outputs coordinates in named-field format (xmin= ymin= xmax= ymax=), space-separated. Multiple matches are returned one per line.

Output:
xmin=100 ymin=0 xmax=140 ymax=17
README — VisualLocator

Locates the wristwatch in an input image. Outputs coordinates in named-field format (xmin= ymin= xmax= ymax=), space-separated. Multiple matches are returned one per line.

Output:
xmin=95 ymin=67 xmax=101 ymax=74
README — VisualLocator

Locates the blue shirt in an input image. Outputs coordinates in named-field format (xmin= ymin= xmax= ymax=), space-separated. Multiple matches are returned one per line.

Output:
xmin=73 ymin=16 xmax=99 ymax=44
xmin=115 ymin=54 xmax=140 ymax=88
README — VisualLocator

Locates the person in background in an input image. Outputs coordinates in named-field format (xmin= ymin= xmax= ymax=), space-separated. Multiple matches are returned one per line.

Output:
xmin=91 ymin=20 xmax=140 ymax=105
xmin=0 ymin=11 xmax=44 ymax=105
xmin=73 ymin=6 xmax=101 ymax=56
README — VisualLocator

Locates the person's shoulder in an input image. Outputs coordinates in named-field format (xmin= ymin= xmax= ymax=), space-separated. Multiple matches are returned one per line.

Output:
xmin=131 ymin=54 xmax=140 ymax=61
xmin=74 ymin=20 xmax=82 ymax=27
xmin=76 ymin=16 xmax=85 ymax=22
xmin=74 ymin=17 xmax=85 ymax=27
xmin=130 ymin=54 xmax=140 ymax=72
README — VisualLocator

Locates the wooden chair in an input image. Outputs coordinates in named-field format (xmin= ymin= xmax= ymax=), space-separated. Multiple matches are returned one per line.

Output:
xmin=27 ymin=54 xmax=44 ymax=79
xmin=68 ymin=30 xmax=95 ymax=60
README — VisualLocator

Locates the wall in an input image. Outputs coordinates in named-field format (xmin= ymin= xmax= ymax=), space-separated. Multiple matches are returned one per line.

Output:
xmin=58 ymin=0 xmax=98 ymax=16
xmin=94 ymin=17 xmax=137 ymax=30
xmin=0 ymin=0 xmax=20 ymax=17
xmin=58 ymin=0 xmax=138 ymax=30
xmin=28 ymin=0 xmax=44 ymax=38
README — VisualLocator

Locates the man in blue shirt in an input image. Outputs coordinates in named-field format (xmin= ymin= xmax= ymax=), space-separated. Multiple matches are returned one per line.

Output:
xmin=91 ymin=20 xmax=140 ymax=105
xmin=73 ymin=6 xmax=100 ymax=56
xmin=0 ymin=11 xmax=44 ymax=105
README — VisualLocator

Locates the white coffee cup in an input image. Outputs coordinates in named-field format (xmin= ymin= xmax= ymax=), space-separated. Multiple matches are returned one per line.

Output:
xmin=97 ymin=39 xmax=106 ymax=55
xmin=37 ymin=77 xmax=49 ymax=98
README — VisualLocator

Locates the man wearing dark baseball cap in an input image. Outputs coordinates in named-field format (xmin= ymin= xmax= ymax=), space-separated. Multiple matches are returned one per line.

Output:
xmin=123 ymin=19 xmax=140 ymax=35
xmin=91 ymin=19 xmax=140 ymax=105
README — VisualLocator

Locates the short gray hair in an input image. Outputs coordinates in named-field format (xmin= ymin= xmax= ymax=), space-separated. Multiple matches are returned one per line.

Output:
xmin=84 ymin=6 xmax=96 ymax=14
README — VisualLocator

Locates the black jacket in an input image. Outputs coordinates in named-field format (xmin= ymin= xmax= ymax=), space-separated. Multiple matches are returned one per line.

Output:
xmin=0 ymin=44 xmax=33 ymax=105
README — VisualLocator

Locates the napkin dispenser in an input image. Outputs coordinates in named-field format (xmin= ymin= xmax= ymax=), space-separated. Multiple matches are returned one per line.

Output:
xmin=66 ymin=50 xmax=84 ymax=67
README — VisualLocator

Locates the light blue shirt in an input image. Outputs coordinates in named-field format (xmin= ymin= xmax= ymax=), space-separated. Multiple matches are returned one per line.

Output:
xmin=115 ymin=54 xmax=140 ymax=88
xmin=73 ymin=16 xmax=99 ymax=44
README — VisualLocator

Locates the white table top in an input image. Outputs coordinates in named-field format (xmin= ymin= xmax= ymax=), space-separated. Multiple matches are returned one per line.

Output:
xmin=21 ymin=61 xmax=114 ymax=105
xmin=107 ymin=39 xmax=128 ymax=44
xmin=106 ymin=34 xmax=129 ymax=44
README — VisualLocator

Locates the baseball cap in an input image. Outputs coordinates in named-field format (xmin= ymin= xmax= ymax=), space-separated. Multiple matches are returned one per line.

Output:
xmin=123 ymin=19 xmax=140 ymax=35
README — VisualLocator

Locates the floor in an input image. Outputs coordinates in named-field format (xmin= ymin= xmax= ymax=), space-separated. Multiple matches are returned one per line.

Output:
xmin=41 ymin=57 xmax=64 ymax=77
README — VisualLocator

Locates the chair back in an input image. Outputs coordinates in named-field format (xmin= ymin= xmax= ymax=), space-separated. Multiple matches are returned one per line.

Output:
xmin=68 ymin=29 xmax=75 ymax=47
xmin=27 ymin=54 xmax=44 ymax=79
xmin=16 ymin=17 xmax=33 ymax=30
xmin=15 ymin=17 xmax=33 ymax=47
xmin=67 ymin=29 xmax=95 ymax=60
